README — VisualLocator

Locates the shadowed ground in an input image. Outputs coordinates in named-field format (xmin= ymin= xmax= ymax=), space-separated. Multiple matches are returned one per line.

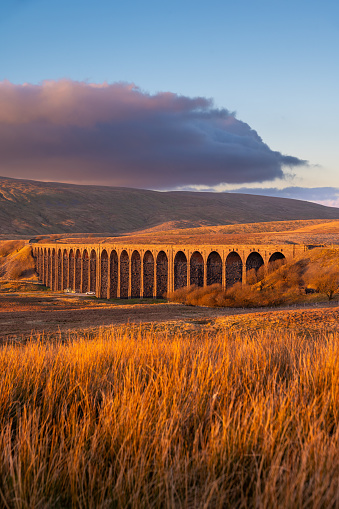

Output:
xmin=2 ymin=291 xmax=339 ymax=340
xmin=0 ymin=292 xmax=228 ymax=339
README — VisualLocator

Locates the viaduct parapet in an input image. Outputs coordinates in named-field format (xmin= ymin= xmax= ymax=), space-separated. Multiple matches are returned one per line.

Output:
xmin=32 ymin=243 xmax=307 ymax=299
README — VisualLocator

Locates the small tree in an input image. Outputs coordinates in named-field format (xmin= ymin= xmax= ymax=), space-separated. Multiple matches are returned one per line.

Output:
xmin=304 ymin=263 xmax=339 ymax=300
xmin=246 ymin=266 xmax=265 ymax=286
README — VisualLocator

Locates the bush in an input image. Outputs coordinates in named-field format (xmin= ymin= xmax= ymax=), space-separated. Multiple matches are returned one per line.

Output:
xmin=304 ymin=261 xmax=339 ymax=300
xmin=169 ymin=284 xmax=226 ymax=307
xmin=168 ymin=283 xmax=285 ymax=308
xmin=168 ymin=259 xmax=308 ymax=309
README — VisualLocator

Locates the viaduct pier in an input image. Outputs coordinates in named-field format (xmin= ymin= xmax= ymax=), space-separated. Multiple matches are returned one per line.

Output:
xmin=33 ymin=243 xmax=307 ymax=299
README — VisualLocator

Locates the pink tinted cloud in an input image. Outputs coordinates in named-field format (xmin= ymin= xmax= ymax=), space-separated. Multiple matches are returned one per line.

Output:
xmin=0 ymin=80 xmax=307 ymax=188
xmin=0 ymin=80 xmax=208 ymax=125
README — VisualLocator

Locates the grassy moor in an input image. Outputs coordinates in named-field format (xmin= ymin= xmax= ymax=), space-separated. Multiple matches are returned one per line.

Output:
xmin=0 ymin=322 xmax=338 ymax=508
xmin=1 ymin=221 xmax=339 ymax=507
xmin=2 ymin=176 xmax=339 ymax=236
xmin=2 ymin=0 xmax=338 ymax=506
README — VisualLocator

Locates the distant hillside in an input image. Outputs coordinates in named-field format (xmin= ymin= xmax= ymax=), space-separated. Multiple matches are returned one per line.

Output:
xmin=1 ymin=176 xmax=339 ymax=236
xmin=114 ymin=220 xmax=339 ymax=246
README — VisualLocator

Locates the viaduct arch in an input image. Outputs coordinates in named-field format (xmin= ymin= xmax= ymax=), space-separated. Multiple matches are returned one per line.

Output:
xmin=33 ymin=243 xmax=305 ymax=299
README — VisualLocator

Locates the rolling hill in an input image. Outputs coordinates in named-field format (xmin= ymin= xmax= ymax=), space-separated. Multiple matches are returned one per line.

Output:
xmin=114 ymin=219 xmax=339 ymax=246
xmin=1 ymin=176 xmax=339 ymax=236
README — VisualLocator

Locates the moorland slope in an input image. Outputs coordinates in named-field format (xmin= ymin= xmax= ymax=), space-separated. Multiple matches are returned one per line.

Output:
xmin=113 ymin=219 xmax=339 ymax=245
xmin=1 ymin=176 xmax=339 ymax=235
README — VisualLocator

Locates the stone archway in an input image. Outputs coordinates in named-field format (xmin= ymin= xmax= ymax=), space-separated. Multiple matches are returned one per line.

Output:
xmin=143 ymin=251 xmax=154 ymax=298
xmin=156 ymin=251 xmax=168 ymax=298
xmin=246 ymin=252 xmax=264 ymax=284
xmin=62 ymin=250 xmax=68 ymax=289
xmin=82 ymin=250 xmax=89 ymax=293
xmin=190 ymin=251 xmax=204 ymax=287
xmin=75 ymin=249 xmax=81 ymax=291
xmin=69 ymin=249 xmax=75 ymax=290
xmin=100 ymin=250 xmax=108 ymax=298
xmin=90 ymin=250 xmax=96 ymax=293
xmin=110 ymin=250 xmax=118 ymax=299
xmin=207 ymin=251 xmax=222 ymax=286
xmin=131 ymin=250 xmax=141 ymax=298
xmin=36 ymin=249 xmax=41 ymax=280
xmin=268 ymin=252 xmax=286 ymax=272
xmin=43 ymin=248 xmax=48 ymax=285
xmin=174 ymin=251 xmax=187 ymax=290
xmin=40 ymin=248 xmax=44 ymax=282
xmin=120 ymin=250 xmax=129 ymax=299
xmin=57 ymin=249 xmax=62 ymax=290
xmin=47 ymin=248 xmax=51 ymax=288
xmin=51 ymin=248 xmax=56 ymax=290
xmin=226 ymin=251 xmax=243 ymax=288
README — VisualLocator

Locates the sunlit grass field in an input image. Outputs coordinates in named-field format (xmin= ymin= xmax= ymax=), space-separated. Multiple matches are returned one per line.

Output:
xmin=0 ymin=322 xmax=338 ymax=508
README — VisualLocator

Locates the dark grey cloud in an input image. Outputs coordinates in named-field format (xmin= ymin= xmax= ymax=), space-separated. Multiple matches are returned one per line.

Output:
xmin=0 ymin=80 xmax=307 ymax=188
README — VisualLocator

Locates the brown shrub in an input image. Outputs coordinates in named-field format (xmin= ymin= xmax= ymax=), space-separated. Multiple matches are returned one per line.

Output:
xmin=168 ymin=283 xmax=279 ymax=308
xmin=267 ymin=258 xmax=286 ymax=274
xmin=168 ymin=264 xmax=304 ymax=309
xmin=246 ymin=265 xmax=265 ymax=285
xmin=304 ymin=262 xmax=339 ymax=300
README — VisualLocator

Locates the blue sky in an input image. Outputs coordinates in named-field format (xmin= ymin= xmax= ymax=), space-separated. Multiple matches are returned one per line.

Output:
xmin=0 ymin=0 xmax=338 ymax=204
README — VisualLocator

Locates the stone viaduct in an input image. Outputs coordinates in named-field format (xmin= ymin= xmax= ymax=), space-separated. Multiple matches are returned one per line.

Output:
xmin=33 ymin=243 xmax=307 ymax=299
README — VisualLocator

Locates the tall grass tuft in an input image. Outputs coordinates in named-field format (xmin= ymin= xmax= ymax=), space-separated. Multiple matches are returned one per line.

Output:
xmin=0 ymin=326 xmax=338 ymax=507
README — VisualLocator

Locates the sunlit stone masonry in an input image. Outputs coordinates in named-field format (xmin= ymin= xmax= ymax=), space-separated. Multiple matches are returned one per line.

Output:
xmin=33 ymin=243 xmax=306 ymax=298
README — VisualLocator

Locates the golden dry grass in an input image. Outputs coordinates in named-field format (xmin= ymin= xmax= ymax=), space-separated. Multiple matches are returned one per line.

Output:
xmin=0 ymin=281 xmax=46 ymax=293
xmin=100 ymin=219 xmax=339 ymax=245
xmin=0 ymin=241 xmax=338 ymax=506
xmin=0 ymin=323 xmax=338 ymax=508
xmin=0 ymin=241 xmax=35 ymax=280
xmin=0 ymin=240 xmax=25 ymax=257
xmin=33 ymin=219 xmax=339 ymax=246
